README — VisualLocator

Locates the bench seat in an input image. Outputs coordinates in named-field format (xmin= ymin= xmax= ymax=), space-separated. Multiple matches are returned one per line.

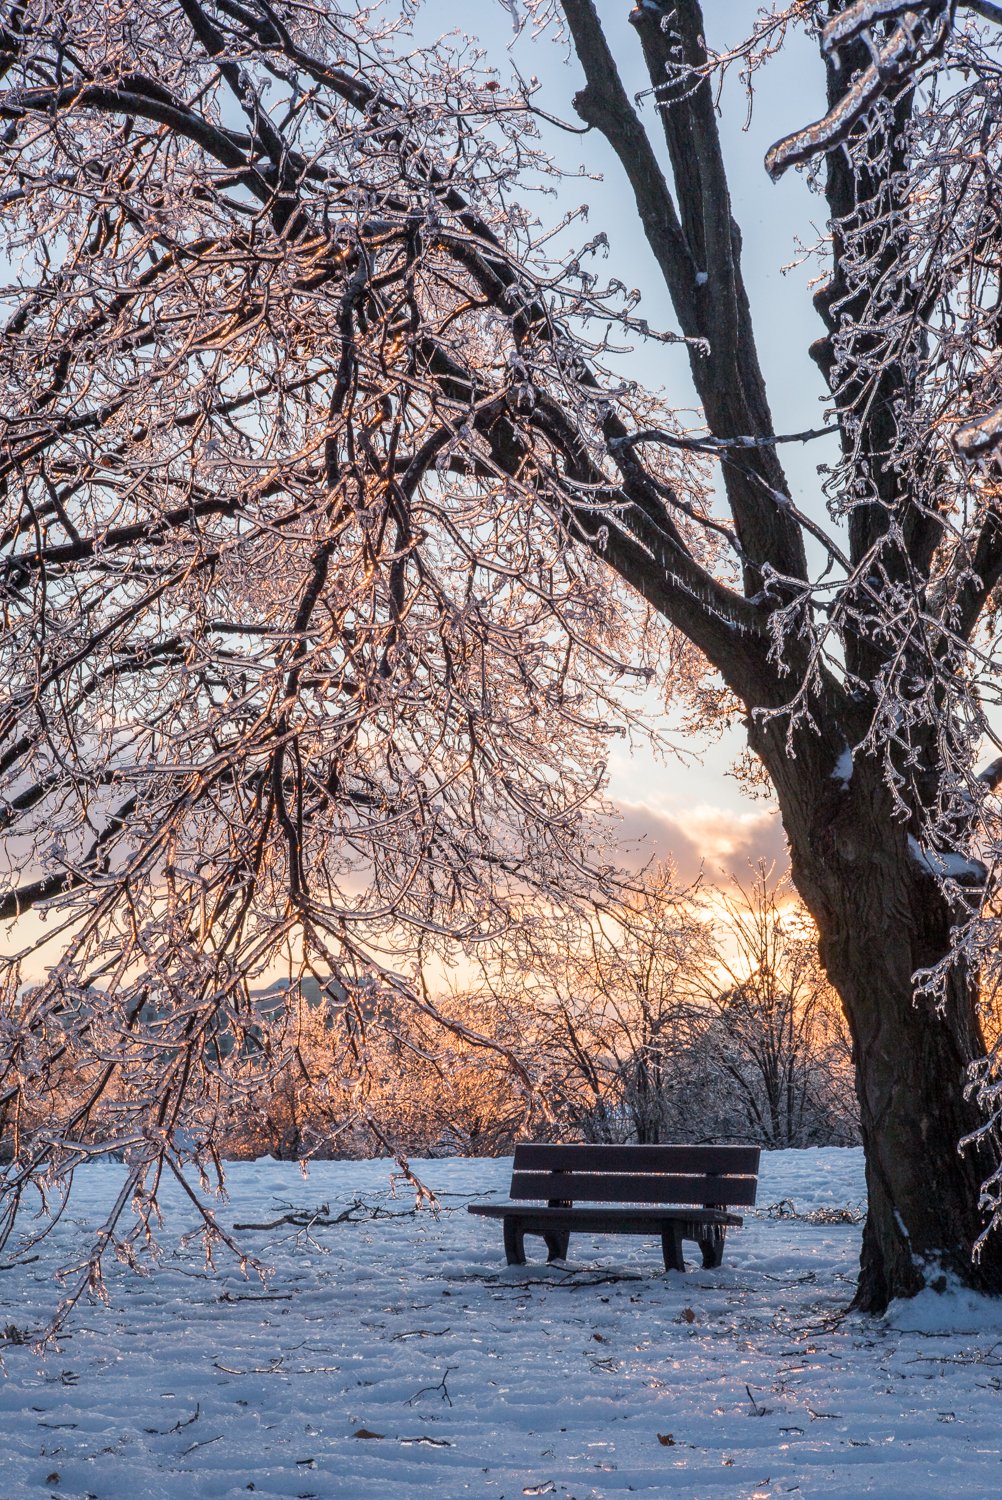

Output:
xmin=468 ymin=1143 xmax=759 ymax=1272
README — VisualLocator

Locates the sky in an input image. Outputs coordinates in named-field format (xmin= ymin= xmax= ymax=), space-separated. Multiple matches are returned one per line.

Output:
xmin=416 ymin=1 xmax=837 ymax=884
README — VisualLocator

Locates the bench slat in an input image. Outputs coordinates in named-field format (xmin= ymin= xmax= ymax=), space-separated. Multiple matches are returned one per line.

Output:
xmin=509 ymin=1169 xmax=759 ymax=1207
xmin=512 ymin=1144 xmax=760 ymax=1175
xmin=468 ymin=1203 xmax=744 ymax=1227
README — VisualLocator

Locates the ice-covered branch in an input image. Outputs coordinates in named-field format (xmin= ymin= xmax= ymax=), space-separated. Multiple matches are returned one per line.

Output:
xmin=767 ymin=5 xmax=949 ymax=178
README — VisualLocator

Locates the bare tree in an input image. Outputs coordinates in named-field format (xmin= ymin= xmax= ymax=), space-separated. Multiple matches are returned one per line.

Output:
xmin=697 ymin=867 xmax=858 ymax=1150
xmin=488 ymin=862 xmax=856 ymax=1150
xmin=4 ymin=0 xmax=1002 ymax=1309
xmin=212 ymin=983 xmax=534 ymax=1160
xmin=0 ymin=0 xmax=665 ymax=1294
xmin=492 ymin=862 xmax=713 ymax=1144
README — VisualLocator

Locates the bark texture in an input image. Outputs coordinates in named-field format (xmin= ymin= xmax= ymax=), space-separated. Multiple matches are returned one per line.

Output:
xmin=755 ymin=719 xmax=1002 ymax=1310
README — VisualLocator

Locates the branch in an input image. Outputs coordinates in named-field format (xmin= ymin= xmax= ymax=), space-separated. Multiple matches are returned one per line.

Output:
xmin=767 ymin=5 xmax=950 ymax=179
xmin=435 ymin=342 xmax=772 ymax=695
xmin=560 ymin=0 xmax=696 ymax=329
xmin=2 ymin=80 xmax=256 ymax=175
xmin=0 ymin=795 xmax=139 ymax=922
xmin=933 ymin=504 xmax=1002 ymax=641
xmin=610 ymin=424 xmax=840 ymax=455
xmin=560 ymin=0 xmax=809 ymax=598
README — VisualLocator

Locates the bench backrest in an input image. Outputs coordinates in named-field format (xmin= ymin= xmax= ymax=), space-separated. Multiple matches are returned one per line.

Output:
xmin=509 ymin=1143 xmax=760 ymax=1207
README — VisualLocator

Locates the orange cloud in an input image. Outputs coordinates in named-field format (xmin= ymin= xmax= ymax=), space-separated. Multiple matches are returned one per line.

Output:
xmin=611 ymin=798 xmax=788 ymax=885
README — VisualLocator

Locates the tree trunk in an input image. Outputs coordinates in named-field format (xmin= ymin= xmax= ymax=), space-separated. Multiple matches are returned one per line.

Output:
xmin=757 ymin=727 xmax=1002 ymax=1311
xmin=558 ymin=0 xmax=1002 ymax=1309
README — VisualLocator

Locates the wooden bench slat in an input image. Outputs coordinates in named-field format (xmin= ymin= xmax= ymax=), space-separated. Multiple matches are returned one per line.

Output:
xmin=468 ymin=1203 xmax=744 ymax=1227
xmin=512 ymin=1143 xmax=761 ymax=1175
xmin=509 ymin=1169 xmax=759 ymax=1207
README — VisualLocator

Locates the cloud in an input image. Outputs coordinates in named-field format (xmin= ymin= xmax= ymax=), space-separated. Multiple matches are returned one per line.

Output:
xmin=610 ymin=798 xmax=788 ymax=886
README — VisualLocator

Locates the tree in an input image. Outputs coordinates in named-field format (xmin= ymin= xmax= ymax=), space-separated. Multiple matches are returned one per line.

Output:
xmin=487 ymin=861 xmax=857 ymax=1149
xmin=697 ymin=868 xmax=858 ymax=1150
xmin=556 ymin=0 xmax=1002 ymax=1308
xmin=487 ymin=861 xmax=714 ymax=1144
xmin=213 ymin=983 xmax=534 ymax=1160
xmin=4 ymin=0 xmax=1002 ymax=1310
xmin=0 ymin=0 xmax=650 ymax=1279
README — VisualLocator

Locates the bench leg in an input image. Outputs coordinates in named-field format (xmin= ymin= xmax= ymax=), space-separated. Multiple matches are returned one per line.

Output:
xmin=661 ymin=1224 xmax=685 ymax=1273
xmin=503 ymin=1217 xmax=526 ymax=1266
xmin=698 ymin=1230 xmax=725 ymax=1269
xmin=543 ymin=1229 xmax=570 ymax=1262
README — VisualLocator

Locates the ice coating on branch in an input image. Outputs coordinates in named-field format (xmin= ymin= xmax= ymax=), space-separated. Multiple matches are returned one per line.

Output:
xmin=822 ymin=1 xmax=936 ymax=54
xmin=766 ymin=7 xmax=944 ymax=178
xmin=955 ymin=404 xmax=1002 ymax=459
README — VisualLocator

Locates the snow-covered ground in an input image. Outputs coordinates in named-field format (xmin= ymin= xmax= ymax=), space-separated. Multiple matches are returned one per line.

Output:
xmin=2 ymin=1148 xmax=1001 ymax=1499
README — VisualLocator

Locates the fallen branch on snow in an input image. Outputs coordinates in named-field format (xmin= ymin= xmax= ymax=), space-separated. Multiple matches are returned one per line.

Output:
xmin=232 ymin=1198 xmax=418 ymax=1231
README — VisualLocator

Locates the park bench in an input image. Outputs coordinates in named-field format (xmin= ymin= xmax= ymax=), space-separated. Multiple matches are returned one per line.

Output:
xmin=468 ymin=1143 xmax=760 ymax=1271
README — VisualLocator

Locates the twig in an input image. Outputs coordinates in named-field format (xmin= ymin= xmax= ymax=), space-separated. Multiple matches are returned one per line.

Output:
xmin=745 ymin=1384 xmax=773 ymax=1416
xmin=217 ymin=1290 xmax=294 ymax=1303
xmin=213 ymin=1357 xmax=340 ymax=1375
xmin=214 ymin=1357 xmax=286 ymax=1375
xmin=406 ymin=1367 xmax=454 ymax=1407
xmin=488 ymin=1268 xmax=643 ymax=1290
xmin=143 ymin=1405 xmax=200 ymax=1437
xmin=180 ymin=1435 xmax=223 ymax=1457
xmin=232 ymin=1198 xmax=417 ymax=1231
xmin=390 ymin=1327 xmax=452 ymax=1341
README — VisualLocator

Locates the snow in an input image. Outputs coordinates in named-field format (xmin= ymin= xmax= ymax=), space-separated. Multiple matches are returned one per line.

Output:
xmin=2 ymin=1148 xmax=1002 ymax=1498
xmin=832 ymin=747 xmax=854 ymax=788
xmin=885 ymin=1273 xmax=1002 ymax=1335
xmin=955 ymin=402 xmax=1002 ymax=459
xmin=907 ymin=835 xmax=987 ymax=882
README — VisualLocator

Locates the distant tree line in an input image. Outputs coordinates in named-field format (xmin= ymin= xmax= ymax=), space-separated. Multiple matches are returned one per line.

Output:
xmin=2 ymin=866 xmax=859 ymax=1165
